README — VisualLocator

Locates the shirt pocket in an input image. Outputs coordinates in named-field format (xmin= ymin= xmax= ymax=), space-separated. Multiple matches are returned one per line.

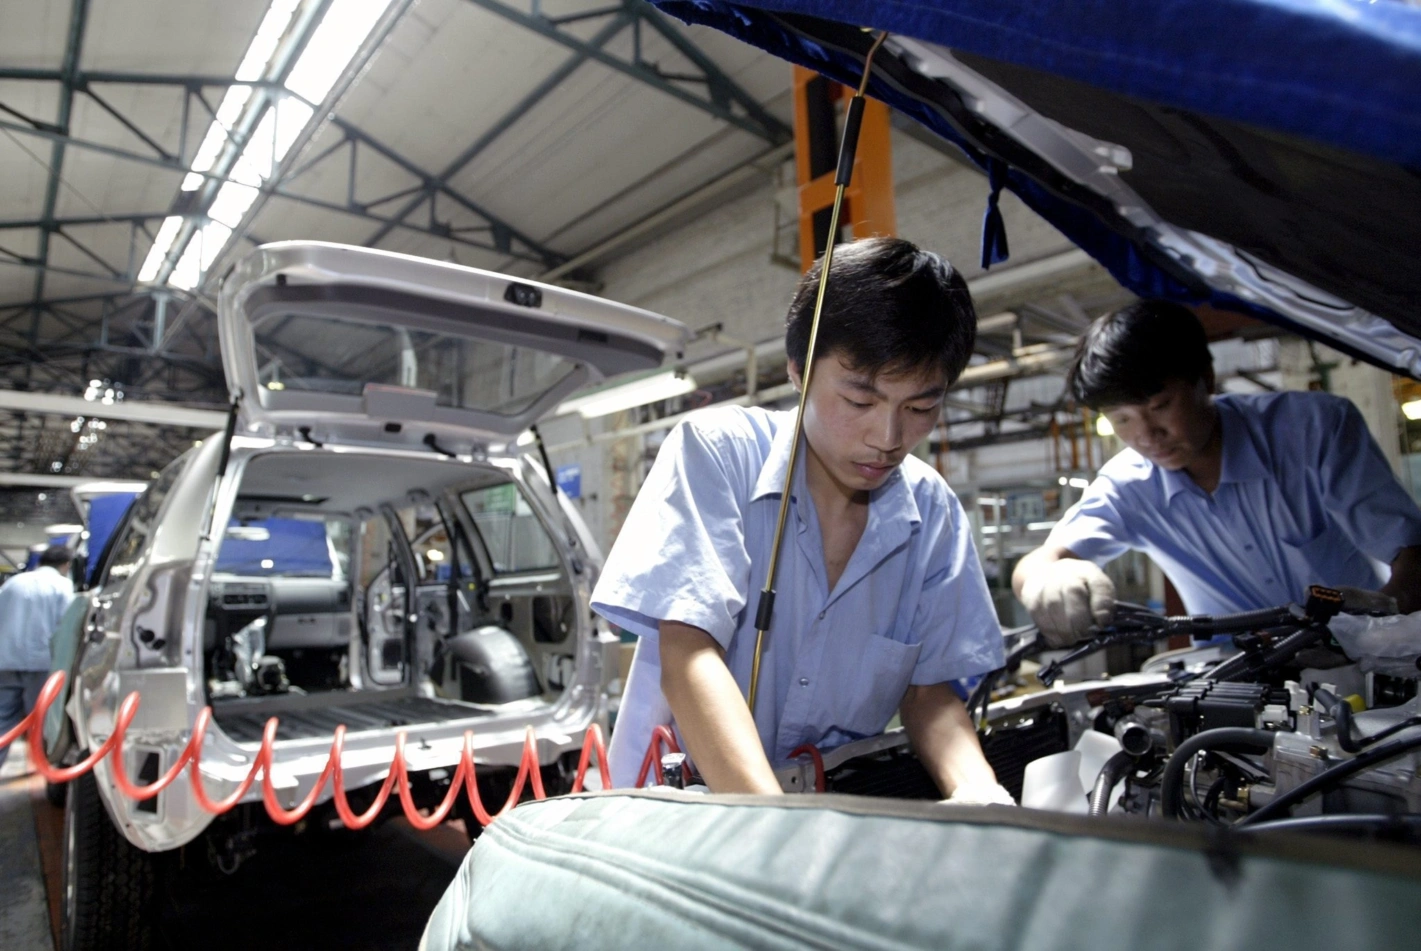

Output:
xmin=836 ymin=634 xmax=923 ymax=737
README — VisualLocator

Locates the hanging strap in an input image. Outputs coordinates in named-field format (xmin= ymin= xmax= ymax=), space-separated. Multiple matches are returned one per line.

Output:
xmin=980 ymin=158 xmax=1011 ymax=270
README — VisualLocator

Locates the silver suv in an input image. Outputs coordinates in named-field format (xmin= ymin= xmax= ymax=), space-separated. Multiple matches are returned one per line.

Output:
xmin=52 ymin=241 xmax=688 ymax=949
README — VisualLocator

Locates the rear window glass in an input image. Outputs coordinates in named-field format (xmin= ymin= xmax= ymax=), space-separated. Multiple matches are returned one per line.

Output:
xmin=461 ymin=483 xmax=558 ymax=573
xmin=253 ymin=313 xmax=577 ymax=417
xmin=215 ymin=517 xmax=351 ymax=578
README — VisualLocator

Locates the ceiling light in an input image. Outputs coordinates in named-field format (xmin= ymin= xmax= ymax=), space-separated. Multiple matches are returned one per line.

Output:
xmin=1403 ymin=399 xmax=1421 ymax=421
xmin=516 ymin=430 xmax=537 ymax=446
xmin=556 ymin=370 xmax=697 ymax=419
xmin=1069 ymin=477 xmax=1090 ymax=489
xmin=137 ymin=216 xmax=184 ymax=282
xmin=46 ymin=523 xmax=83 ymax=535
xmin=165 ymin=0 xmax=391 ymax=289
xmin=977 ymin=496 xmax=1005 ymax=506
xmin=1096 ymin=415 xmax=1114 ymax=437
xmin=1027 ymin=521 xmax=1058 ymax=532
xmin=284 ymin=0 xmax=393 ymax=104
xmin=426 ymin=549 xmax=444 ymax=562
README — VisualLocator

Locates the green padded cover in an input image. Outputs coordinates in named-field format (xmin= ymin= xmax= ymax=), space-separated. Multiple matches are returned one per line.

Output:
xmin=422 ymin=790 xmax=1421 ymax=950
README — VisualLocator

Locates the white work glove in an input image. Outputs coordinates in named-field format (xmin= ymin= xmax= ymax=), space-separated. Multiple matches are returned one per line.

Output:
xmin=1334 ymin=585 xmax=1399 ymax=617
xmin=1020 ymin=558 xmax=1115 ymax=648
xmin=943 ymin=782 xmax=1016 ymax=807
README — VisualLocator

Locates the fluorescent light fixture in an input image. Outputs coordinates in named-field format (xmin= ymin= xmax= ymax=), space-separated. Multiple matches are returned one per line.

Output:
xmin=1069 ymin=477 xmax=1090 ymax=489
xmin=977 ymin=496 xmax=1005 ymax=506
xmin=137 ymin=216 xmax=184 ymax=282
xmin=516 ymin=430 xmax=537 ymax=446
xmin=1403 ymin=399 xmax=1421 ymax=421
xmin=1096 ymin=415 xmax=1114 ymax=437
xmin=182 ymin=85 xmax=255 ymax=191
xmin=557 ymin=370 xmax=697 ymax=419
xmin=1027 ymin=521 xmax=1058 ymax=532
xmin=237 ymin=0 xmax=302 ymax=81
xmin=73 ymin=480 xmax=149 ymax=495
xmin=981 ymin=525 xmax=1011 ymax=535
xmin=285 ymin=0 xmax=392 ymax=104
xmin=209 ymin=182 xmax=260 ymax=229
xmin=164 ymin=0 xmax=391 ymax=289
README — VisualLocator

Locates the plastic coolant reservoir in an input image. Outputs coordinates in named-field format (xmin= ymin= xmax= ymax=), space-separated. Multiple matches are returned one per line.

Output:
xmin=1020 ymin=730 xmax=1126 ymax=813
xmin=1020 ymin=750 xmax=1088 ymax=813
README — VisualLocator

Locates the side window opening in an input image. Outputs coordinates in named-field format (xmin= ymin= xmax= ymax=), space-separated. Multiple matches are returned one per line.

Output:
xmin=460 ymin=483 xmax=559 ymax=574
xmin=98 ymin=452 xmax=192 ymax=590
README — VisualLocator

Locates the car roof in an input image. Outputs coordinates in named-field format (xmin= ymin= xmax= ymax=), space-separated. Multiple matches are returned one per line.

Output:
xmin=651 ymin=0 xmax=1421 ymax=378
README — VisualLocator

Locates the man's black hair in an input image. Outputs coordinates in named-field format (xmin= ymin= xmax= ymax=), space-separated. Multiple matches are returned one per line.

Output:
xmin=784 ymin=237 xmax=976 ymax=385
xmin=1067 ymin=300 xmax=1213 ymax=409
xmin=39 ymin=545 xmax=73 ymax=568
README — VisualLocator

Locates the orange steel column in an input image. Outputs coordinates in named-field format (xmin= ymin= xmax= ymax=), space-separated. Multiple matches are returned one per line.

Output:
xmin=793 ymin=65 xmax=895 ymax=272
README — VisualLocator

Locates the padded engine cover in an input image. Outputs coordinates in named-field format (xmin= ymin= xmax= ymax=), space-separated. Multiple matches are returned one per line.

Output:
xmin=422 ymin=791 xmax=1421 ymax=950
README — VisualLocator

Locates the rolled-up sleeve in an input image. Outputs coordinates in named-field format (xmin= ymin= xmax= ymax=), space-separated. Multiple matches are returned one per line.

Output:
xmin=591 ymin=419 xmax=752 ymax=648
xmin=1318 ymin=398 xmax=1421 ymax=563
xmin=908 ymin=492 xmax=1005 ymax=684
xmin=1046 ymin=478 xmax=1135 ymax=565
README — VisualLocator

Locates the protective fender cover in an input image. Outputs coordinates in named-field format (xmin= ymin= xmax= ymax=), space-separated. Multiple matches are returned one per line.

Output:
xmin=422 ymin=790 xmax=1421 ymax=950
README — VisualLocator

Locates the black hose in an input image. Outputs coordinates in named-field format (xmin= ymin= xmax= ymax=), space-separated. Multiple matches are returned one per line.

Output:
xmin=1311 ymin=687 xmax=1362 ymax=754
xmin=1207 ymin=624 xmax=1326 ymax=682
xmin=1088 ymin=750 xmax=1135 ymax=817
xmin=1237 ymin=731 xmax=1421 ymax=827
xmin=1160 ymin=728 xmax=1276 ymax=819
xmin=1311 ymin=687 xmax=1421 ymax=753
xmin=1234 ymin=813 xmax=1421 ymax=839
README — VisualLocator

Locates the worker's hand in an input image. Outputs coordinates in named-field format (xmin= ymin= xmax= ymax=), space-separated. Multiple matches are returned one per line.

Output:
xmin=943 ymin=781 xmax=1016 ymax=807
xmin=1019 ymin=558 xmax=1115 ymax=648
xmin=1335 ymin=585 xmax=1399 ymax=617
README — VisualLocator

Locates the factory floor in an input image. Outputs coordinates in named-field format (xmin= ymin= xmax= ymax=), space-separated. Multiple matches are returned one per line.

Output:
xmin=0 ymin=738 xmax=471 ymax=950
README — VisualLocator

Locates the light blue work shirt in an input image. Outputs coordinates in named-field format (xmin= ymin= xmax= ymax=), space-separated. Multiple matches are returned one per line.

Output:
xmin=0 ymin=566 xmax=76 ymax=671
xmin=593 ymin=406 xmax=1003 ymax=787
xmin=1050 ymin=392 xmax=1421 ymax=615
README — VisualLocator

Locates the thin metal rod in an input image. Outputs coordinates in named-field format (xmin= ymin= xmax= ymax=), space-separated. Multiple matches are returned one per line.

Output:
xmin=748 ymin=31 xmax=887 ymax=714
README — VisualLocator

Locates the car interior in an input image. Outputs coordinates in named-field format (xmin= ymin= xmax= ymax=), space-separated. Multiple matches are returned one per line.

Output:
xmin=204 ymin=449 xmax=580 ymax=742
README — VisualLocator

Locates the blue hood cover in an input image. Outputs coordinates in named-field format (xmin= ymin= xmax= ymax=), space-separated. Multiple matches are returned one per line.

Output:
xmin=653 ymin=0 xmax=1421 ymax=377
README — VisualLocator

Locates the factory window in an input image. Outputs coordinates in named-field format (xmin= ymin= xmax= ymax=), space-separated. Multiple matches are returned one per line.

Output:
xmin=461 ymin=483 xmax=558 ymax=574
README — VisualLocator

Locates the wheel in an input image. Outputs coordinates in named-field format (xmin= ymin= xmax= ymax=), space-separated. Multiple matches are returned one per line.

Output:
xmin=61 ymin=769 xmax=156 ymax=951
xmin=45 ymin=780 xmax=67 ymax=808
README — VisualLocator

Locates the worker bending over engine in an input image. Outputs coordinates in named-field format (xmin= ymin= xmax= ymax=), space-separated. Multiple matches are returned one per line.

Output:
xmin=1014 ymin=300 xmax=1421 ymax=647
xmin=593 ymin=237 xmax=1010 ymax=803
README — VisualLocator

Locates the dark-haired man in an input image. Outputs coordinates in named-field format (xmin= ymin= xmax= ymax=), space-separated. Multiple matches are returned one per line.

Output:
xmin=0 ymin=546 xmax=75 ymax=769
xmin=593 ymin=237 xmax=1010 ymax=802
xmin=1013 ymin=300 xmax=1421 ymax=647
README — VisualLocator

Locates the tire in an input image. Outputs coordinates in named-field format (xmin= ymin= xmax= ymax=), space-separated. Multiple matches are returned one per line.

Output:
xmin=61 ymin=769 xmax=156 ymax=951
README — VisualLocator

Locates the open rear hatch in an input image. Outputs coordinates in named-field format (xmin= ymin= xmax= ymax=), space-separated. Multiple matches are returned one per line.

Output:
xmin=651 ymin=0 xmax=1421 ymax=378
xmin=219 ymin=241 xmax=691 ymax=453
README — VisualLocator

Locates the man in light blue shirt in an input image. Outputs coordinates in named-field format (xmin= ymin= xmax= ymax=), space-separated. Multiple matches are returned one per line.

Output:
xmin=1013 ymin=301 xmax=1421 ymax=646
xmin=0 ymin=546 xmax=76 ymax=769
xmin=594 ymin=238 xmax=1008 ymax=801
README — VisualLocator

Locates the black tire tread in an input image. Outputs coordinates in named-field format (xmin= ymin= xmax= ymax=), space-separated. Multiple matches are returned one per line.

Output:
xmin=62 ymin=770 xmax=155 ymax=951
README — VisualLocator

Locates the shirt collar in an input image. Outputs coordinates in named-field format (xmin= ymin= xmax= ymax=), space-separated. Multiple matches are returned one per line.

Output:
xmin=750 ymin=413 xmax=921 ymax=527
xmin=1160 ymin=398 xmax=1267 ymax=502
xmin=751 ymin=413 xmax=800 ymax=502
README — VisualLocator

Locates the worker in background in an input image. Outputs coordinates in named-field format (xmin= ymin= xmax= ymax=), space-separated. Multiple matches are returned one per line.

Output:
xmin=1013 ymin=301 xmax=1421 ymax=647
xmin=594 ymin=237 xmax=1012 ymax=804
xmin=0 ymin=545 xmax=76 ymax=769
